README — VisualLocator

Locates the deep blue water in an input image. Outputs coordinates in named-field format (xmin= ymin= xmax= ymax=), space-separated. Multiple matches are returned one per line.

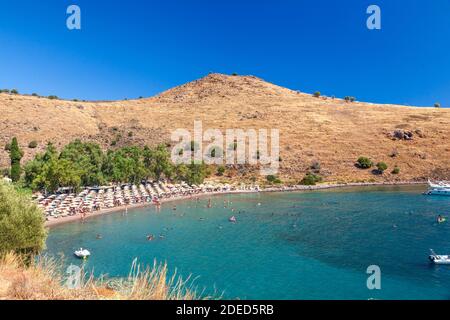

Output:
xmin=45 ymin=186 xmax=450 ymax=300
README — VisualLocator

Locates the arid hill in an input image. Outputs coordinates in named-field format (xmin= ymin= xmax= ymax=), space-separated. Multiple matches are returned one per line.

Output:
xmin=1 ymin=73 xmax=450 ymax=184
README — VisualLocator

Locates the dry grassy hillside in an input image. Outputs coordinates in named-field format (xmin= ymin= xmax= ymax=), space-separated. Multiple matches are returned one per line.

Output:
xmin=1 ymin=73 xmax=450 ymax=183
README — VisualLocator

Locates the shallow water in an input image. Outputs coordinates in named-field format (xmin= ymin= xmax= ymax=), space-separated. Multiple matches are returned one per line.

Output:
xmin=45 ymin=186 xmax=450 ymax=299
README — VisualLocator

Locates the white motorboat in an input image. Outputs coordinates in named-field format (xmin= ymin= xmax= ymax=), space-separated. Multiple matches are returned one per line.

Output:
xmin=74 ymin=248 xmax=91 ymax=259
xmin=428 ymin=249 xmax=450 ymax=265
xmin=424 ymin=180 xmax=450 ymax=196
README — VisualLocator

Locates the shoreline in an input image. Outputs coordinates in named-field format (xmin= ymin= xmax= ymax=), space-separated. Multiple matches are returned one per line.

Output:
xmin=44 ymin=181 xmax=426 ymax=228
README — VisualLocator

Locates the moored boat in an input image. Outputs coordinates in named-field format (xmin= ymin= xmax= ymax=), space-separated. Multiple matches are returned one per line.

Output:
xmin=74 ymin=248 xmax=91 ymax=259
xmin=429 ymin=249 xmax=450 ymax=265
xmin=424 ymin=180 xmax=450 ymax=196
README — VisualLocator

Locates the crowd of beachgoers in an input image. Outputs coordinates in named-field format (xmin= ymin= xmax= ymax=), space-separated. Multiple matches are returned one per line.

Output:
xmin=34 ymin=181 xmax=260 ymax=224
xmin=32 ymin=179 xmax=425 ymax=226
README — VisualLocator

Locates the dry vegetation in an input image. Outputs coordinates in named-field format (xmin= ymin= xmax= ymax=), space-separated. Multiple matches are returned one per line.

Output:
xmin=1 ymin=73 xmax=450 ymax=183
xmin=0 ymin=252 xmax=202 ymax=300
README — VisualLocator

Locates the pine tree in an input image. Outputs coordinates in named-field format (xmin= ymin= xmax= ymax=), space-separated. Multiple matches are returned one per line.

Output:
xmin=9 ymin=137 xmax=23 ymax=182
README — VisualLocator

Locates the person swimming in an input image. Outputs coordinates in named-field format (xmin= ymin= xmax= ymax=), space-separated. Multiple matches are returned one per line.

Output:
xmin=96 ymin=234 xmax=102 ymax=240
xmin=229 ymin=216 xmax=237 ymax=223
xmin=437 ymin=215 xmax=446 ymax=223
xmin=146 ymin=234 xmax=155 ymax=241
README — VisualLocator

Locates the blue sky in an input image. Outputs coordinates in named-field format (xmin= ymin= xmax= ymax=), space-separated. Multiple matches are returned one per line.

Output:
xmin=0 ymin=0 xmax=449 ymax=106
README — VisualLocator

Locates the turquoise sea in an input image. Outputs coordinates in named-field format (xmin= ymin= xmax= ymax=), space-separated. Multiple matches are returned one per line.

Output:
xmin=45 ymin=186 xmax=450 ymax=300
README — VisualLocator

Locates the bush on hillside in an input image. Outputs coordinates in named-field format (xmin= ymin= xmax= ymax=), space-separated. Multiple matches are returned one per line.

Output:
xmin=28 ymin=141 xmax=38 ymax=149
xmin=357 ymin=157 xmax=373 ymax=169
xmin=266 ymin=175 xmax=282 ymax=184
xmin=313 ymin=91 xmax=321 ymax=98
xmin=376 ymin=162 xmax=388 ymax=174
xmin=300 ymin=173 xmax=322 ymax=186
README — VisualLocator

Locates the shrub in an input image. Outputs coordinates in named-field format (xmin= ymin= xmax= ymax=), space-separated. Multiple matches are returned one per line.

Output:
xmin=0 ymin=181 xmax=47 ymax=257
xmin=217 ymin=166 xmax=225 ymax=176
xmin=434 ymin=102 xmax=441 ymax=108
xmin=231 ymin=73 xmax=238 ymax=76
xmin=1 ymin=89 xmax=10 ymax=94
xmin=4 ymin=143 xmax=11 ymax=151
xmin=9 ymin=138 xmax=23 ymax=183
xmin=392 ymin=166 xmax=400 ymax=174
xmin=128 ymin=132 xmax=133 ymax=137
xmin=313 ymin=91 xmax=321 ymax=98
xmin=11 ymin=89 xmax=19 ymax=94
xmin=300 ymin=173 xmax=322 ymax=186
xmin=344 ymin=96 xmax=356 ymax=102
xmin=48 ymin=95 xmax=58 ymax=100
xmin=266 ymin=175 xmax=282 ymax=184
xmin=28 ymin=141 xmax=38 ymax=149
xmin=31 ymin=93 xmax=38 ymax=97
xmin=376 ymin=162 xmax=388 ymax=173
xmin=357 ymin=157 xmax=373 ymax=169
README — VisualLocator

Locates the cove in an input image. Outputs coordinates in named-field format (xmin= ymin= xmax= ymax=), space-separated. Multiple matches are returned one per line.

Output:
xmin=45 ymin=185 xmax=450 ymax=300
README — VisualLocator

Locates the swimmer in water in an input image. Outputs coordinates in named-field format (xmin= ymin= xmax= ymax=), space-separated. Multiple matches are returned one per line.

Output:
xmin=147 ymin=234 xmax=155 ymax=241
xmin=96 ymin=234 xmax=102 ymax=240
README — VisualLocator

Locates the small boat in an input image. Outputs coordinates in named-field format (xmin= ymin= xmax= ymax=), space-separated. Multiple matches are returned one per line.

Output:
xmin=425 ymin=180 xmax=450 ymax=196
xmin=429 ymin=249 xmax=450 ymax=265
xmin=229 ymin=216 xmax=237 ymax=223
xmin=437 ymin=216 xmax=447 ymax=224
xmin=74 ymin=248 xmax=91 ymax=259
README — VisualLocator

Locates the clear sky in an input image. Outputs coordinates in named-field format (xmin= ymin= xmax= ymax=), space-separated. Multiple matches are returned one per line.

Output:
xmin=0 ymin=0 xmax=449 ymax=106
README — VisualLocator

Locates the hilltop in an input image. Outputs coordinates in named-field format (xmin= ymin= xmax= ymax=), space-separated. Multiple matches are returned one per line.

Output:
xmin=1 ymin=73 xmax=450 ymax=184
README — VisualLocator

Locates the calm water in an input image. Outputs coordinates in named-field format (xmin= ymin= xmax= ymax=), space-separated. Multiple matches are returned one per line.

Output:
xmin=45 ymin=186 xmax=450 ymax=300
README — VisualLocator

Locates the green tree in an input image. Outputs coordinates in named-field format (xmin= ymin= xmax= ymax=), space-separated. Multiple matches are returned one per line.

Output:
xmin=33 ymin=158 xmax=82 ymax=193
xmin=185 ymin=162 xmax=209 ymax=185
xmin=60 ymin=140 xmax=106 ymax=186
xmin=9 ymin=137 xmax=23 ymax=182
xmin=145 ymin=144 xmax=174 ymax=180
xmin=0 ymin=181 xmax=47 ymax=257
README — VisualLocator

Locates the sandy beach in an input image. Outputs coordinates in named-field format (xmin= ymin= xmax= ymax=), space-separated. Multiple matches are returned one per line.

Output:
xmin=44 ymin=181 xmax=426 ymax=228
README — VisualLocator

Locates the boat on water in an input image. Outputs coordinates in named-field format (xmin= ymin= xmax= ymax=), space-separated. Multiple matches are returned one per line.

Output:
xmin=424 ymin=180 xmax=450 ymax=196
xmin=429 ymin=249 xmax=450 ymax=265
xmin=74 ymin=248 xmax=91 ymax=259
